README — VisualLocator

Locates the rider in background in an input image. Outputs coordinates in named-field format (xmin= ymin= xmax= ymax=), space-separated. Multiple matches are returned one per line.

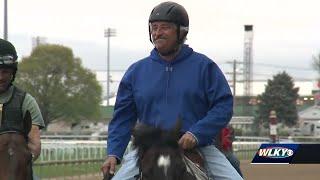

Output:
xmin=101 ymin=1 xmax=243 ymax=179
xmin=0 ymin=39 xmax=45 ymax=163
xmin=216 ymin=124 xmax=243 ymax=177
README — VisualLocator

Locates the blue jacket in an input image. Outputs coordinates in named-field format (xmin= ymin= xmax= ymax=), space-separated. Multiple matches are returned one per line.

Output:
xmin=107 ymin=45 xmax=233 ymax=160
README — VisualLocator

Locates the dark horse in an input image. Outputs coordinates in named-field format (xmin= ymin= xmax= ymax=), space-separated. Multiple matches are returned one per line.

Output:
xmin=0 ymin=111 xmax=33 ymax=180
xmin=131 ymin=121 xmax=209 ymax=180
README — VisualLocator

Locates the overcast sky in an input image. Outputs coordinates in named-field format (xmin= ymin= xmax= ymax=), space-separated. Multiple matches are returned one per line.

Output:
xmin=1 ymin=0 xmax=320 ymax=95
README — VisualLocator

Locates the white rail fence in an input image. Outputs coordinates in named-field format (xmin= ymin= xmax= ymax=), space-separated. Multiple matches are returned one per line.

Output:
xmin=39 ymin=140 xmax=106 ymax=162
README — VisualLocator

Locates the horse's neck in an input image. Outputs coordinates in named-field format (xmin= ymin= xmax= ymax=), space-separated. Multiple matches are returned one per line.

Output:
xmin=0 ymin=133 xmax=27 ymax=145
xmin=0 ymin=133 xmax=32 ymax=180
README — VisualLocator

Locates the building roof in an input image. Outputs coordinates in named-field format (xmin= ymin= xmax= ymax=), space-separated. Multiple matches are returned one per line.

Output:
xmin=299 ymin=105 xmax=320 ymax=121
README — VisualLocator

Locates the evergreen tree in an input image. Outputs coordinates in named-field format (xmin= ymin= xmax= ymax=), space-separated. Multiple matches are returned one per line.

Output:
xmin=256 ymin=72 xmax=299 ymax=127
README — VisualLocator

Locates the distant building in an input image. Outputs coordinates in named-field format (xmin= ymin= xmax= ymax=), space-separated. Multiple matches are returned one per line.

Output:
xmin=46 ymin=120 xmax=107 ymax=134
xmin=299 ymin=106 xmax=320 ymax=136
xmin=46 ymin=120 xmax=72 ymax=133
xmin=298 ymin=87 xmax=320 ymax=136
xmin=72 ymin=121 xmax=107 ymax=134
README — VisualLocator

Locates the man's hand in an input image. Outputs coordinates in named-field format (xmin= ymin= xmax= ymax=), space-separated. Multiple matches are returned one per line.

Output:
xmin=101 ymin=156 xmax=117 ymax=176
xmin=28 ymin=125 xmax=41 ymax=161
xmin=178 ymin=132 xmax=197 ymax=150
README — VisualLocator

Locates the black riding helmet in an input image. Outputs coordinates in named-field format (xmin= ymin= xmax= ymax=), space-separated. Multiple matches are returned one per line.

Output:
xmin=149 ymin=1 xmax=189 ymax=44
xmin=0 ymin=39 xmax=18 ymax=82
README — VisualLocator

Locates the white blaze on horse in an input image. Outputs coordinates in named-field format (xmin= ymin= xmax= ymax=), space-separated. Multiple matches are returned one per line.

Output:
xmin=157 ymin=155 xmax=171 ymax=176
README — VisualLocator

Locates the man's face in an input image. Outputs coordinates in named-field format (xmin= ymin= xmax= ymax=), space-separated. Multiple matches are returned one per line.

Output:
xmin=0 ymin=68 xmax=13 ymax=93
xmin=150 ymin=21 xmax=178 ymax=55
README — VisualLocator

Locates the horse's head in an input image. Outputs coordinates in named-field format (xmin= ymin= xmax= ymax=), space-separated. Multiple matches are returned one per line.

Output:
xmin=0 ymin=111 xmax=33 ymax=180
xmin=132 ymin=121 xmax=196 ymax=180
xmin=0 ymin=133 xmax=33 ymax=180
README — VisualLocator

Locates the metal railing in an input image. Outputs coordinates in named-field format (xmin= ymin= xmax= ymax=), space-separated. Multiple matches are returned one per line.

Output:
xmin=235 ymin=136 xmax=270 ymax=142
xmin=34 ymin=140 xmax=107 ymax=179
xmin=39 ymin=140 xmax=106 ymax=162
xmin=233 ymin=142 xmax=261 ymax=160
xmin=41 ymin=135 xmax=107 ymax=141
xmin=42 ymin=135 xmax=271 ymax=142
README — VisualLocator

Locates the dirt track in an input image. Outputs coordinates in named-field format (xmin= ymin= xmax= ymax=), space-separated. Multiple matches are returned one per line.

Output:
xmin=241 ymin=160 xmax=320 ymax=180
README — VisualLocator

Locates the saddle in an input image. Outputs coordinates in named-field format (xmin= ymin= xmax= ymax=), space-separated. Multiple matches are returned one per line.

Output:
xmin=103 ymin=173 xmax=114 ymax=180
xmin=183 ymin=149 xmax=209 ymax=180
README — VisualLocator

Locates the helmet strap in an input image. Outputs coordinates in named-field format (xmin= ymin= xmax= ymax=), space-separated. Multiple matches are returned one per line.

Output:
xmin=177 ymin=26 xmax=181 ymax=44
xmin=10 ymin=68 xmax=17 ymax=83
xmin=149 ymin=24 xmax=153 ymax=43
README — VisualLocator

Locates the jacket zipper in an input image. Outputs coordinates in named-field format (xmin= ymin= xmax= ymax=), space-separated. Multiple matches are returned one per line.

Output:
xmin=165 ymin=65 xmax=173 ymax=105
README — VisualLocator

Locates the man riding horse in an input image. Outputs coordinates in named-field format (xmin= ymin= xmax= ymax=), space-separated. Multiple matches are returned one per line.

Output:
xmin=0 ymin=39 xmax=45 ymax=179
xmin=101 ymin=1 xmax=243 ymax=179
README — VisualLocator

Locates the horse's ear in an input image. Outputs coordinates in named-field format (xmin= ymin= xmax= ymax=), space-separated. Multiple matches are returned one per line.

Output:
xmin=131 ymin=123 xmax=143 ymax=138
xmin=132 ymin=123 xmax=161 ymax=148
xmin=174 ymin=117 xmax=182 ymax=132
xmin=132 ymin=123 xmax=157 ymax=139
xmin=171 ymin=117 xmax=182 ymax=140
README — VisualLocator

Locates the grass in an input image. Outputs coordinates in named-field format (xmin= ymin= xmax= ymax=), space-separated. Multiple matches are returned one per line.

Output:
xmin=34 ymin=160 xmax=104 ymax=178
xmin=235 ymin=149 xmax=257 ymax=160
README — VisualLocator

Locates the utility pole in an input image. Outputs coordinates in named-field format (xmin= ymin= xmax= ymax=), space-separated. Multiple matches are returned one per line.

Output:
xmin=4 ymin=0 xmax=8 ymax=40
xmin=232 ymin=59 xmax=237 ymax=96
xmin=32 ymin=36 xmax=47 ymax=49
xmin=226 ymin=60 xmax=242 ymax=107
xmin=104 ymin=28 xmax=116 ymax=106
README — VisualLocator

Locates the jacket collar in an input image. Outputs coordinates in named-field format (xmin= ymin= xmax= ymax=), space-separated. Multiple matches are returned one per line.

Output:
xmin=150 ymin=44 xmax=193 ymax=65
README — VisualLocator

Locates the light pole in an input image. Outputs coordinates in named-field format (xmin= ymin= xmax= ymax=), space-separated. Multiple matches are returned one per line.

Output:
xmin=104 ymin=28 xmax=116 ymax=106
xmin=4 ymin=0 xmax=8 ymax=40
